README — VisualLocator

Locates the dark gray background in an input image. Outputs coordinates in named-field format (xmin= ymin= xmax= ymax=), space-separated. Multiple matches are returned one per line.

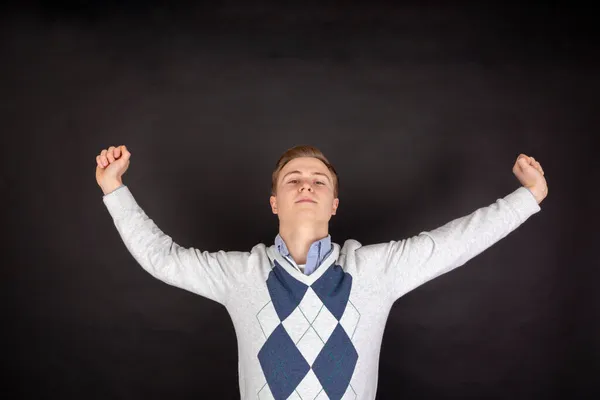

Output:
xmin=3 ymin=1 xmax=598 ymax=399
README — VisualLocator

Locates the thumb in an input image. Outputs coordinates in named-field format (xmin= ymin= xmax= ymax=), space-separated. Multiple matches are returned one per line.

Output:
xmin=117 ymin=145 xmax=131 ymax=162
xmin=518 ymin=156 xmax=530 ymax=169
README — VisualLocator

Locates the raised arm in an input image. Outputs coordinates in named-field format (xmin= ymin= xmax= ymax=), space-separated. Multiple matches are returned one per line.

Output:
xmin=357 ymin=153 xmax=547 ymax=303
xmin=96 ymin=145 xmax=249 ymax=306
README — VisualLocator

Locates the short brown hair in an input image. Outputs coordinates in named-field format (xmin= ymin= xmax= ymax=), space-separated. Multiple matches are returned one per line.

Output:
xmin=271 ymin=145 xmax=339 ymax=197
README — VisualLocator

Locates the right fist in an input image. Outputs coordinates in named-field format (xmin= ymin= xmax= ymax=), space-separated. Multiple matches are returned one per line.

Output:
xmin=96 ymin=145 xmax=131 ymax=194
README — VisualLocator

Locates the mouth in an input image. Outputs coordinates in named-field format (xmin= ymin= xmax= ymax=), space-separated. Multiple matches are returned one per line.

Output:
xmin=296 ymin=199 xmax=317 ymax=203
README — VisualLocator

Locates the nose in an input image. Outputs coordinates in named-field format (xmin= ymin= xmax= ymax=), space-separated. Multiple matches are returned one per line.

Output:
xmin=299 ymin=180 xmax=314 ymax=192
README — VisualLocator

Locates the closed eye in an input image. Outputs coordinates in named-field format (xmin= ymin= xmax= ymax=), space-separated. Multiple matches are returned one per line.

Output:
xmin=288 ymin=180 xmax=325 ymax=185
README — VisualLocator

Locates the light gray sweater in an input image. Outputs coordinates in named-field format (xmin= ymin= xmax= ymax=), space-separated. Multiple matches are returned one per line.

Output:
xmin=102 ymin=185 xmax=541 ymax=399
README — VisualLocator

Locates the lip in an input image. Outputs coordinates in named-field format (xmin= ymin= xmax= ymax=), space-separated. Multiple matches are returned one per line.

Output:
xmin=296 ymin=198 xmax=317 ymax=203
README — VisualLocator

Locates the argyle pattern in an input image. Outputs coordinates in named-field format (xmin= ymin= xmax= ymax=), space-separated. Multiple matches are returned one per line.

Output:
xmin=256 ymin=260 xmax=360 ymax=399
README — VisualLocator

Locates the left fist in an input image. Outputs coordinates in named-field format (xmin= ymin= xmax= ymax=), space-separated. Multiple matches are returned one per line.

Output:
xmin=513 ymin=153 xmax=548 ymax=204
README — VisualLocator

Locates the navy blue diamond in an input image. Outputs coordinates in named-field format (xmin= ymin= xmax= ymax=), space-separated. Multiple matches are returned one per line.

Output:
xmin=258 ymin=324 xmax=310 ymax=400
xmin=267 ymin=261 xmax=309 ymax=321
xmin=311 ymin=264 xmax=353 ymax=320
xmin=312 ymin=323 xmax=359 ymax=400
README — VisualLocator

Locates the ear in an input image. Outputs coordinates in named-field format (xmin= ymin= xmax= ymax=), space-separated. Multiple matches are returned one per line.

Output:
xmin=270 ymin=195 xmax=278 ymax=214
xmin=331 ymin=198 xmax=339 ymax=215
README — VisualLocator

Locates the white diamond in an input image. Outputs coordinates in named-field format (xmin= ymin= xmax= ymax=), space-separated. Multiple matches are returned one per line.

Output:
xmin=339 ymin=301 xmax=360 ymax=339
xmin=297 ymin=325 xmax=326 ymax=366
xmin=296 ymin=369 xmax=324 ymax=400
xmin=315 ymin=389 xmax=331 ymax=399
xmin=312 ymin=306 xmax=338 ymax=344
xmin=257 ymin=382 xmax=275 ymax=400
xmin=298 ymin=287 xmax=324 ymax=324
xmin=341 ymin=383 xmax=357 ymax=399
xmin=257 ymin=301 xmax=281 ymax=339
xmin=282 ymin=306 xmax=310 ymax=345
xmin=287 ymin=391 xmax=302 ymax=399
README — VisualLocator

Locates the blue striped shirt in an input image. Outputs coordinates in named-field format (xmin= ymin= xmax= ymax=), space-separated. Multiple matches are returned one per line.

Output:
xmin=274 ymin=234 xmax=332 ymax=275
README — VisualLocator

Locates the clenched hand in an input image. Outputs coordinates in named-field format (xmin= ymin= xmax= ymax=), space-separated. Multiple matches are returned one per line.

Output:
xmin=513 ymin=153 xmax=548 ymax=204
xmin=96 ymin=145 xmax=131 ymax=195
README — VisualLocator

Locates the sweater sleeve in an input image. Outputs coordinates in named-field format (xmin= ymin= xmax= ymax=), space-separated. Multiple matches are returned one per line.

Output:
xmin=357 ymin=186 xmax=542 ymax=302
xmin=102 ymin=185 xmax=249 ymax=306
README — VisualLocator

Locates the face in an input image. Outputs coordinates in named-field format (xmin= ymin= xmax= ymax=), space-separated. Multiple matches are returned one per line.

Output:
xmin=270 ymin=157 xmax=339 ymax=225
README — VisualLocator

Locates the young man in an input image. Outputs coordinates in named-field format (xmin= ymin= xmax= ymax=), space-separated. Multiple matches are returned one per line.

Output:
xmin=96 ymin=144 xmax=547 ymax=400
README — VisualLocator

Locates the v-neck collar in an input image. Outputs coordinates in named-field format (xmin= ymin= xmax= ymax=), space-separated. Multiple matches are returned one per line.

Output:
xmin=267 ymin=242 xmax=341 ymax=286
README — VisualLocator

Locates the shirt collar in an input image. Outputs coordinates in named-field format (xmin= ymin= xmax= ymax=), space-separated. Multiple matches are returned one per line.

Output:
xmin=274 ymin=233 xmax=332 ymax=261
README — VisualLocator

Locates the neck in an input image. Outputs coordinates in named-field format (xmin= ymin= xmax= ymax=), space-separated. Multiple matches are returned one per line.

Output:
xmin=279 ymin=223 xmax=328 ymax=265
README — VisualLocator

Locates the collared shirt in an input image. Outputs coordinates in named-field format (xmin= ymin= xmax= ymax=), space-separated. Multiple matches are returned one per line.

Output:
xmin=274 ymin=234 xmax=332 ymax=275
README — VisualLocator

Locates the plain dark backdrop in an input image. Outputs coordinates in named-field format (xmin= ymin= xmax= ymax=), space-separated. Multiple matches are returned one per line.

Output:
xmin=2 ymin=1 xmax=599 ymax=399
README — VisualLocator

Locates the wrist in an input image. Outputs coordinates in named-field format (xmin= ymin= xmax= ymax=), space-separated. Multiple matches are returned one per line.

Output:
xmin=101 ymin=179 xmax=123 ymax=195
xmin=526 ymin=185 xmax=547 ymax=205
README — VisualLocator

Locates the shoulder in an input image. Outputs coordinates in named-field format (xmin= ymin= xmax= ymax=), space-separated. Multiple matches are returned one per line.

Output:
xmin=339 ymin=238 xmax=363 ymax=255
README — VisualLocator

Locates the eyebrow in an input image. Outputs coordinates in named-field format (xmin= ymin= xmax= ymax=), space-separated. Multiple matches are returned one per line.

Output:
xmin=282 ymin=170 xmax=332 ymax=183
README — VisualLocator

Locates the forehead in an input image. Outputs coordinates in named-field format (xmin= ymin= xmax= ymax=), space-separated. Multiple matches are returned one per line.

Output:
xmin=279 ymin=157 xmax=330 ymax=177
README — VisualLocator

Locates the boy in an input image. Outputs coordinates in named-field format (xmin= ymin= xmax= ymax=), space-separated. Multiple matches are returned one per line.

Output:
xmin=96 ymin=144 xmax=547 ymax=399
